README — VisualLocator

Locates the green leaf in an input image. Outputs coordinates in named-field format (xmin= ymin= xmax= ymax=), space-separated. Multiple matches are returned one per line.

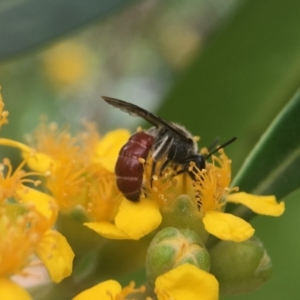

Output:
xmin=231 ymin=89 xmax=300 ymax=220
xmin=158 ymin=0 xmax=300 ymax=175
xmin=0 ymin=0 xmax=132 ymax=59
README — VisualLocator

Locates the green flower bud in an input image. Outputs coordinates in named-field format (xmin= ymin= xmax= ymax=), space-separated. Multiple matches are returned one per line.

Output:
xmin=209 ymin=237 xmax=272 ymax=295
xmin=161 ymin=195 xmax=209 ymax=242
xmin=145 ymin=227 xmax=210 ymax=286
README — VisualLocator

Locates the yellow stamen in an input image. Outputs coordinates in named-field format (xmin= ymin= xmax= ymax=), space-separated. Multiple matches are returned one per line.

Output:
xmin=138 ymin=157 xmax=145 ymax=164
xmin=86 ymin=170 xmax=124 ymax=221
xmin=193 ymin=135 xmax=200 ymax=142
xmin=0 ymin=138 xmax=33 ymax=153
xmin=0 ymin=157 xmax=43 ymax=202
xmin=0 ymin=204 xmax=45 ymax=277
xmin=114 ymin=281 xmax=146 ymax=300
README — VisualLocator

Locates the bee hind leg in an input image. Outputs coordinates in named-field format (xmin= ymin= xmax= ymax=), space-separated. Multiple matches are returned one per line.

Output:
xmin=150 ymin=161 xmax=157 ymax=188
xmin=159 ymin=159 xmax=170 ymax=176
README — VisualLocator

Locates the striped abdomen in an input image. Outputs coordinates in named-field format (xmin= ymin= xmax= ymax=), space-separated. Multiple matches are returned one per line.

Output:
xmin=115 ymin=131 xmax=154 ymax=201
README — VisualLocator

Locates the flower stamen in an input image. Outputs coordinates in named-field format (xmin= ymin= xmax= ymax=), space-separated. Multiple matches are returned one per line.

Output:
xmin=0 ymin=157 xmax=43 ymax=202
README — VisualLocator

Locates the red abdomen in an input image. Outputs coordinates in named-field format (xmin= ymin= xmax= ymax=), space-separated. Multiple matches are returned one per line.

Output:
xmin=115 ymin=131 xmax=154 ymax=201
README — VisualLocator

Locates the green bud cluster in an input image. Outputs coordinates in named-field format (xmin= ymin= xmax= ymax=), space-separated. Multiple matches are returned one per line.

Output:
xmin=146 ymin=225 xmax=273 ymax=296
xmin=145 ymin=227 xmax=210 ymax=286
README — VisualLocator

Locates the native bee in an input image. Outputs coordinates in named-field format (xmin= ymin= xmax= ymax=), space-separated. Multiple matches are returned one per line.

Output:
xmin=102 ymin=96 xmax=236 ymax=201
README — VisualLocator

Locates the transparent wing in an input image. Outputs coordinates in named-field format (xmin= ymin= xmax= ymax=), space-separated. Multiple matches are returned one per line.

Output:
xmin=102 ymin=96 xmax=191 ymax=142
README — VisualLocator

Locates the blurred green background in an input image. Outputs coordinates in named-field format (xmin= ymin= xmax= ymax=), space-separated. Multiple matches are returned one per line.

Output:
xmin=1 ymin=0 xmax=300 ymax=299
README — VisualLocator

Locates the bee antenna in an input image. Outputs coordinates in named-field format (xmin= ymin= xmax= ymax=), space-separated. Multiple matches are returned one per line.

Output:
xmin=205 ymin=137 xmax=237 ymax=160
xmin=207 ymin=137 xmax=220 ymax=152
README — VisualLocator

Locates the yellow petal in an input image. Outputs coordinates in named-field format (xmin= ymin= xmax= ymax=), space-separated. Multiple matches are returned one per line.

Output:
xmin=203 ymin=211 xmax=255 ymax=242
xmin=84 ymin=221 xmax=132 ymax=239
xmin=226 ymin=192 xmax=285 ymax=216
xmin=26 ymin=152 xmax=56 ymax=173
xmin=17 ymin=188 xmax=57 ymax=225
xmin=115 ymin=198 xmax=162 ymax=240
xmin=36 ymin=230 xmax=74 ymax=283
xmin=0 ymin=138 xmax=55 ymax=173
xmin=73 ymin=280 xmax=122 ymax=300
xmin=0 ymin=278 xmax=32 ymax=300
xmin=94 ymin=129 xmax=131 ymax=172
xmin=155 ymin=264 xmax=219 ymax=300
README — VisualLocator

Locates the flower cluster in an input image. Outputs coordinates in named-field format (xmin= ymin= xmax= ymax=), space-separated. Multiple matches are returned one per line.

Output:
xmin=0 ymin=94 xmax=74 ymax=299
xmin=0 ymin=92 xmax=285 ymax=299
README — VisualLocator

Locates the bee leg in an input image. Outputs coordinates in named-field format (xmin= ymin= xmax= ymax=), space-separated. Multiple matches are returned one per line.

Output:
xmin=152 ymin=135 xmax=173 ymax=161
xmin=175 ymin=164 xmax=203 ymax=210
xmin=176 ymin=155 xmax=205 ymax=180
xmin=150 ymin=135 xmax=173 ymax=186
xmin=172 ymin=167 xmax=186 ymax=176
xmin=150 ymin=161 xmax=157 ymax=188
xmin=142 ymin=186 xmax=148 ymax=198
xmin=159 ymin=159 xmax=170 ymax=176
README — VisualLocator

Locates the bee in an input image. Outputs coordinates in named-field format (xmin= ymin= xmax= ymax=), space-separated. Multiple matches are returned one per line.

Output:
xmin=102 ymin=96 xmax=236 ymax=201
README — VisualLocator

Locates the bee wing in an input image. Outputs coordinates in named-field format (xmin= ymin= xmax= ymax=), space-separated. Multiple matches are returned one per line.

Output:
xmin=102 ymin=96 xmax=191 ymax=142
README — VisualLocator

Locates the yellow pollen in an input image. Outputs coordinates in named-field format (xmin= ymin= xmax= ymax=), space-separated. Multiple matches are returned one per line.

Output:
xmin=193 ymin=135 xmax=200 ymax=142
xmin=152 ymin=175 xmax=158 ymax=181
xmin=200 ymin=147 xmax=209 ymax=155
xmin=138 ymin=158 xmax=145 ymax=164
xmin=0 ymin=204 xmax=47 ymax=277
xmin=34 ymin=180 xmax=41 ymax=186
xmin=49 ymin=122 xmax=58 ymax=131
xmin=159 ymin=193 xmax=165 ymax=200
xmin=45 ymin=171 xmax=51 ymax=177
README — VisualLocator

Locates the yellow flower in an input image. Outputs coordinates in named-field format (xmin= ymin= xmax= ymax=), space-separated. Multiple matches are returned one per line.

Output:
xmin=0 ymin=113 xmax=158 ymax=239
xmin=85 ymin=197 xmax=162 ymax=239
xmin=72 ymin=264 xmax=218 ymax=300
xmin=0 ymin=122 xmax=126 ymax=217
xmin=155 ymin=263 xmax=218 ymax=300
xmin=0 ymin=158 xmax=74 ymax=299
xmin=42 ymin=40 xmax=91 ymax=88
xmin=18 ymin=121 xmax=164 ymax=240
xmin=25 ymin=121 xmax=97 ymax=211
xmin=190 ymin=150 xmax=285 ymax=241
xmin=0 ymin=106 xmax=284 ymax=242
xmin=72 ymin=280 xmax=145 ymax=300
xmin=1 ymin=120 xmax=141 ymax=231
xmin=93 ymin=147 xmax=284 ymax=242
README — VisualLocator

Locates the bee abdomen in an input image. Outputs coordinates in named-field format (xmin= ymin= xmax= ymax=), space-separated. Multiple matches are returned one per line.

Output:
xmin=115 ymin=131 xmax=154 ymax=201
